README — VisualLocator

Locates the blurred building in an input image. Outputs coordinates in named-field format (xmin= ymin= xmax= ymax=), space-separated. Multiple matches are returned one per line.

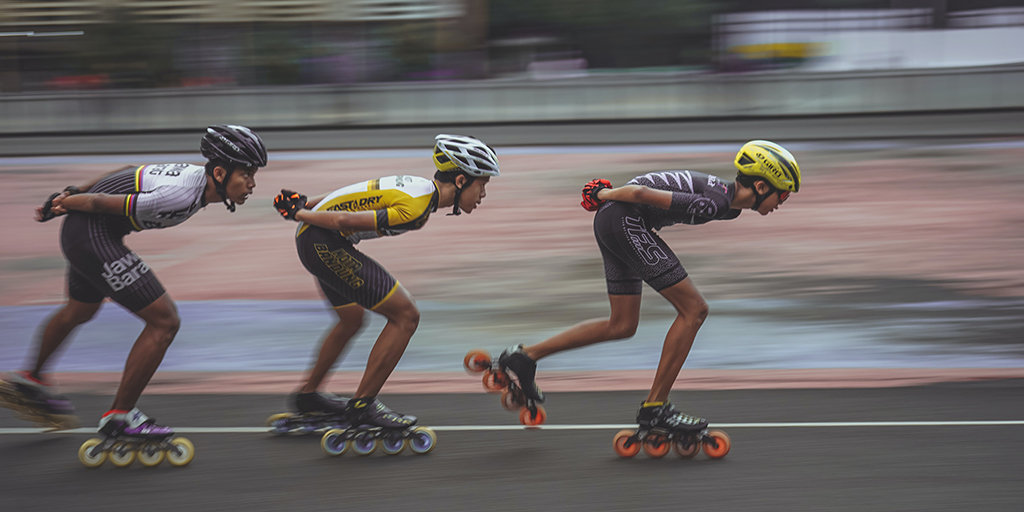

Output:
xmin=717 ymin=6 xmax=1024 ymax=71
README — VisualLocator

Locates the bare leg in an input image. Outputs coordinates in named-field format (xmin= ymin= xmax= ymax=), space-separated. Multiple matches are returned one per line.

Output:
xmin=645 ymin=278 xmax=709 ymax=403
xmin=29 ymin=299 xmax=101 ymax=379
xmin=110 ymin=294 xmax=180 ymax=410
xmin=524 ymin=294 xmax=642 ymax=361
xmin=353 ymin=285 xmax=419 ymax=398
xmin=300 ymin=305 xmax=366 ymax=393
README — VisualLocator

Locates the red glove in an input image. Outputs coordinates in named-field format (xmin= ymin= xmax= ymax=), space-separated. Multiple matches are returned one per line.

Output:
xmin=581 ymin=179 xmax=612 ymax=212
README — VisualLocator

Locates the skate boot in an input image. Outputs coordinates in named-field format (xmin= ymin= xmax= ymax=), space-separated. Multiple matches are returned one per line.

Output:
xmin=611 ymin=401 xmax=731 ymax=460
xmin=462 ymin=345 xmax=547 ymax=426
xmin=78 ymin=408 xmax=194 ymax=468
xmin=0 ymin=371 xmax=78 ymax=430
xmin=320 ymin=397 xmax=436 ymax=457
xmin=267 ymin=391 xmax=351 ymax=435
xmin=498 ymin=345 xmax=545 ymax=403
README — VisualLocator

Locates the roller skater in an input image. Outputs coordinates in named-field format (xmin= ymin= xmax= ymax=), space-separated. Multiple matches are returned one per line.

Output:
xmin=270 ymin=134 xmax=501 ymax=456
xmin=0 ymin=125 xmax=267 ymax=467
xmin=467 ymin=140 xmax=801 ymax=457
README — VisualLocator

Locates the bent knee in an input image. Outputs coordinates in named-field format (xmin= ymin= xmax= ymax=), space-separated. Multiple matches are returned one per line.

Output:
xmin=607 ymin=321 xmax=639 ymax=340
xmin=689 ymin=300 xmax=710 ymax=326
xmin=391 ymin=305 xmax=420 ymax=332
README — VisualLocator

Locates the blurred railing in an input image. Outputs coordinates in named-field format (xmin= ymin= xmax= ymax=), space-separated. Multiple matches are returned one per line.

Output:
xmin=1 ymin=64 xmax=1023 ymax=135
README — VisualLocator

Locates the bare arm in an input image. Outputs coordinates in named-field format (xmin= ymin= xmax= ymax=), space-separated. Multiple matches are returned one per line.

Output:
xmin=597 ymin=185 xmax=672 ymax=210
xmin=294 ymin=209 xmax=377 ymax=232
xmin=54 ymin=193 xmax=128 ymax=215
xmin=303 ymin=193 xmax=331 ymax=209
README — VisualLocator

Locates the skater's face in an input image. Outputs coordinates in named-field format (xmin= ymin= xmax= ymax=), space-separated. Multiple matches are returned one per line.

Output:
xmin=222 ymin=166 xmax=258 ymax=205
xmin=458 ymin=176 xmax=489 ymax=214
xmin=755 ymin=181 xmax=789 ymax=216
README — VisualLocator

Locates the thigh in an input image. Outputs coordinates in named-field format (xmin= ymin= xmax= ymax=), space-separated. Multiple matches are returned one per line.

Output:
xmin=61 ymin=216 xmax=165 ymax=313
xmin=297 ymin=227 xmax=399 ymax=311
xmin=594 ymin=202 xmax=688 ymax=293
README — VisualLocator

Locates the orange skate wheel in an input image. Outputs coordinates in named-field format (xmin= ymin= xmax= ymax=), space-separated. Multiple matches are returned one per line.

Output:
xmin=482 ymin=370 xmax=508 ymax=393
xmin=463 ymin=349 xmax=491 ymax=373
xmin=702 ymin=429 xmax=731 ymax=459
xmin=642 ymin=434 xmax=671 ymax=459
xmin=673 ymin=438 xmax=701 ymax=459
xmin=613 ymin=430 xmax=640 ymax=458
xmin=519 ymin=404 xmax=546 ymax=426
xmin=500 ymin=389 xmax=524 ymax=411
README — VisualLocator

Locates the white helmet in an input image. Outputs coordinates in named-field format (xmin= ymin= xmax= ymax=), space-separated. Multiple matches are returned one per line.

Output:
xmin=433 ymin=134 xmax=500 ymax=177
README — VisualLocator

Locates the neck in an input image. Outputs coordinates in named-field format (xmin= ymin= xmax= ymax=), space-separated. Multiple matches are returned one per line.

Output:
xmin=435 ymin=180 xmax=457 ymax=209
xmin=203 ymin=175 xmax=220 ymax=206
xmin=730 ymin=181 xmax=756 ymax=210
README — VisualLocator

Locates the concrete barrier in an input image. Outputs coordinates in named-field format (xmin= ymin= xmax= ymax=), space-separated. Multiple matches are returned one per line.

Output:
xmin=1 ymin=65 xmax=1023 ymax=135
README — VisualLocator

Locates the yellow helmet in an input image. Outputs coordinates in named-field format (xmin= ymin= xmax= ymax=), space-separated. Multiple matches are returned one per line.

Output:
xmin=734 ymin=140 xmax=800 ymax=192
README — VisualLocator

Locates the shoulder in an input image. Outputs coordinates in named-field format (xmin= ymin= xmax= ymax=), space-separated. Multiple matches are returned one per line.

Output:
xmin=378 ymin=175 xmax=436 ymax=198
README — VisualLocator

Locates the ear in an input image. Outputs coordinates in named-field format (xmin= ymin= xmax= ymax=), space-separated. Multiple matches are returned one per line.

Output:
xmin=213 ymin=166 xmax=228 ymax=184
xmin=454 ymin=174 xmax=467 ymax=189
xmin=754 ymin=180 xmax=771 ymax=195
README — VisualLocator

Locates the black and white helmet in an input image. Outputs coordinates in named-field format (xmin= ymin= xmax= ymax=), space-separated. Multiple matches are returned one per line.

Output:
xmin=201 ymin=125 xmax=268 ymax=169
xmin=433 ymin=134 xmax=500 ymax=177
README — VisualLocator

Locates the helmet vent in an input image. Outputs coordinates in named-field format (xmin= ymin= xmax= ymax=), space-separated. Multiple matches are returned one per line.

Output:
xmin=738 ymin=154 xmax=755 ymax=166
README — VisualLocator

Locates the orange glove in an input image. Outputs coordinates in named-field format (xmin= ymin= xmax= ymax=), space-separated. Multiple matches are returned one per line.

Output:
xmin=274 ymin=189 xmax=307 ymax=221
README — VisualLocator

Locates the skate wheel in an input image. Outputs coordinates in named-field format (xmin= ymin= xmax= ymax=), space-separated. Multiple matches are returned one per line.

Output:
xmin=408 ymin=427 xmax=436 ymax=455
xmin=109 ymin=442 xmax=137 ymax=468
xmin=642 ymin=434 xmax=671 ymax=459
xmin=78 ymin=438 xmax=107 ymax=468
xmin=321 ymin=429 xmax=349 ymax=456
xmin=351 ymin=431 xmax=378 ymax=456
xmin=612 ymin=430 xmax=640 ymax=458
xmin=381 ymin=432 xmax=407 ymax=455
xmin=166 ymin=437 xmax=195 ymax=467
xmin=673 ymin=438 xmax=701 ymax=459
xmin=519 ymin=404 xmax=546 ymax=427
xmin=500 ymin=389 xmax=525 ymax=411
xmin=702 ymin=429 xmax=731 ymax=459
xmin=266 ymin=412 xmax=294 ymax=434
xmin=138 ymin=443 xmax=166 ymax=467
xmin=463 ymin=349 xmax=492 ymax=373
xmin=482 ymin=370 xmax=508 ymax=393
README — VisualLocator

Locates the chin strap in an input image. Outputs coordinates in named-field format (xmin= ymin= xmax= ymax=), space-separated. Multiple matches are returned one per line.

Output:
xmin=447 ymin=184 xmax=463 ymax=216
xmin=214 ymin=174 xmax=236 ymax=212
xmin=750 ymin=189 xmax=770 ymax=211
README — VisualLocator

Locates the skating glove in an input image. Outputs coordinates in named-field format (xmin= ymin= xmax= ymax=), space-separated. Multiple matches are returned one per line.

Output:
xmin=274 ymin=189 xmax=307 ymax=221
xmin=38 ymin=186 xmax=80 ymax=222
xmin=581 ymin=179 xmax=612 ymax=212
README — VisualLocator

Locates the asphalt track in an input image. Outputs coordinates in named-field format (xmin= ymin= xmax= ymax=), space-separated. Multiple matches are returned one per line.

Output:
xmin=2 ymin=382 xmax=1024 ymax=511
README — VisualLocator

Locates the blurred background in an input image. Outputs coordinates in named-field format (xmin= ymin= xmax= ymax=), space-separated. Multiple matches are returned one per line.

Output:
xmin=2 ymin=1 xmax=1024 ymax=509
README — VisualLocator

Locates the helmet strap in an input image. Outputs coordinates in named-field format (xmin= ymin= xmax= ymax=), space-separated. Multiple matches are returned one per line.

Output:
xmin=447 ymin=183 xmax=463 ymax=216
xmin=212 ymin=166 xmax=236 ymax=212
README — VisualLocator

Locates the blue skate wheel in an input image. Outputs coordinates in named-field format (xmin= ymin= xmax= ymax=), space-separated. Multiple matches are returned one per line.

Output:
xmin=381 ymin=432 xmax=407 ymax=455
xmin=408 ymin=427 xmax=436 ymax=455
xmin=321 ymin=429 xmax=349 ymax=456
xmin=351 ymin=431 xmax=378 ymax=456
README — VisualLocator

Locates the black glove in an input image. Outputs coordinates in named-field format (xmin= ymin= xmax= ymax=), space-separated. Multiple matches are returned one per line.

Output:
xmin=38 ymin=187 xmax=80 ymax=222
xmin=274 ymin=189 xmax=307 ymax=221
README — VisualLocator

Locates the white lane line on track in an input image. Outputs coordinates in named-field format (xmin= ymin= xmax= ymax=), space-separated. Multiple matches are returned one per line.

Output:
xmin=2 ymin=420 xmax=1023 ymax=435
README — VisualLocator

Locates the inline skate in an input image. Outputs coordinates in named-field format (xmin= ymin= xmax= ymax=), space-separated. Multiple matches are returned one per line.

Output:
xmin=0 ymin=371 xmax=79 ymax=431
xmin=266 ymin=391 xmax=352 ymax=435
xmin=320 ymin=397 xmax=436 ymax=457
xmin=612 ymin=402 xmax=730 ymax=460
xmin=463 ymin=345 xmax=547 ymax=426
xmin=78 ymin=408 xmax=194 ymax=468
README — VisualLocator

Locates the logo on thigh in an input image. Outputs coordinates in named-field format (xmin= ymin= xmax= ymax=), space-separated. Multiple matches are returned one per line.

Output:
xmin=623 ymin=216 xmax=668 ymax=266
